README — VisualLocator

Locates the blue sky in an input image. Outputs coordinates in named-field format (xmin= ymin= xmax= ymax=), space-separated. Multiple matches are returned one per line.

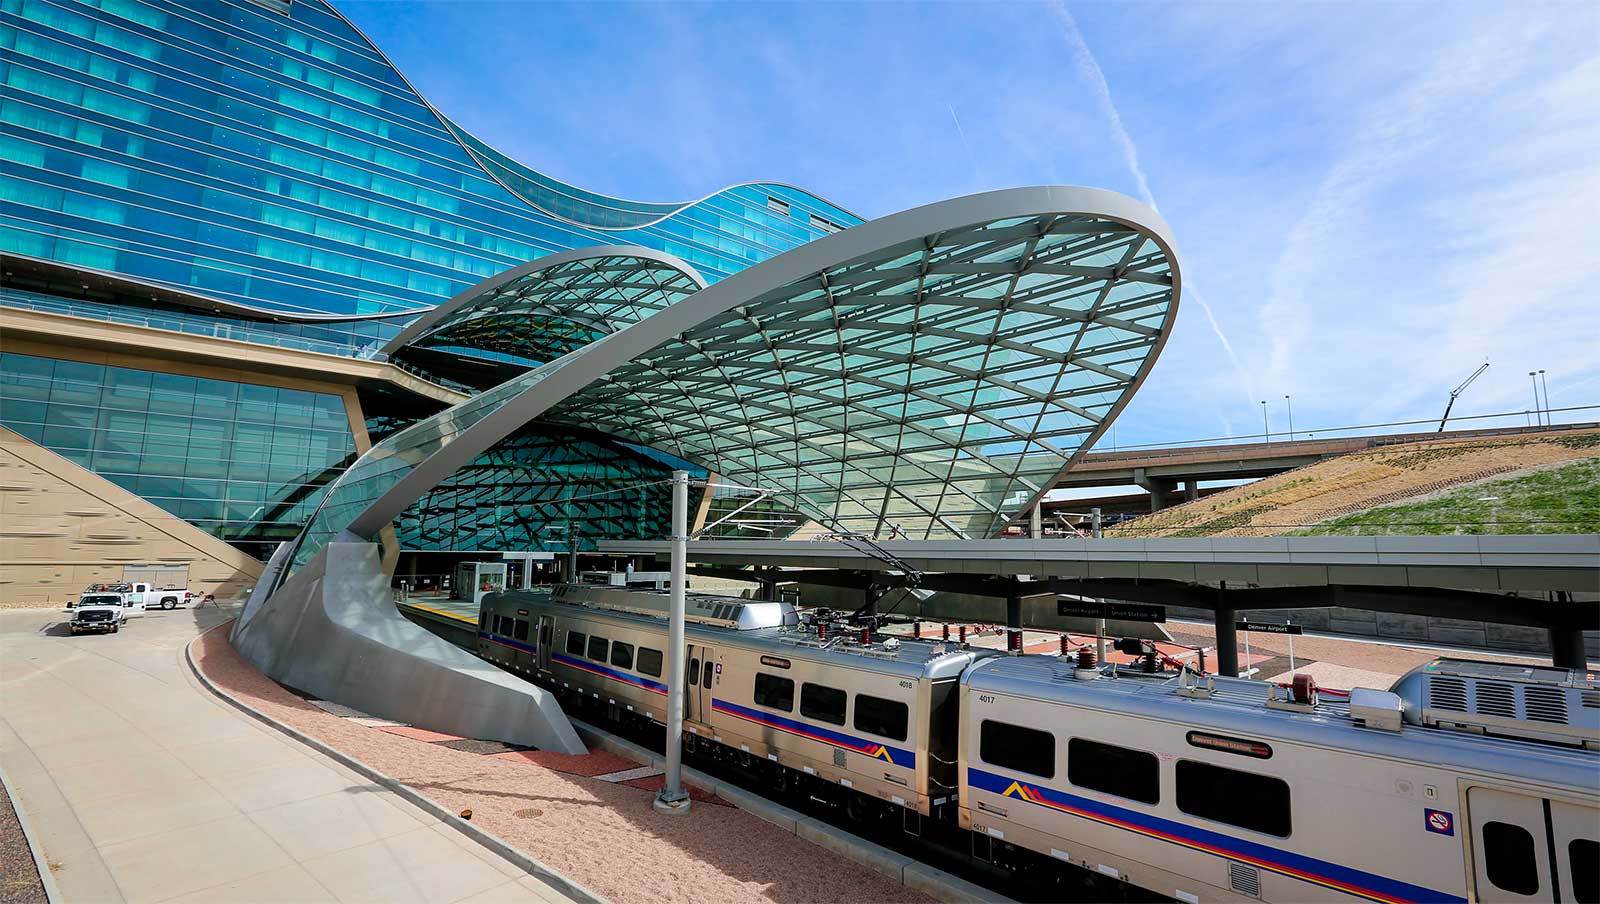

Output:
xmin=348 ymin=0 xmax=1599 ymax=448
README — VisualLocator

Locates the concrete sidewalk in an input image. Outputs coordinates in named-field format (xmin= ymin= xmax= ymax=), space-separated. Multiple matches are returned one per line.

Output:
xmin=0 ymin=606 xmax=571 ymax=904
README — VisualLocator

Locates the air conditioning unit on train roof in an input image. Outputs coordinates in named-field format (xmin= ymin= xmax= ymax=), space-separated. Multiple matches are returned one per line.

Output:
xmin=1391 ymin=658 xmax=1600 ymax=750
xmin=551 ymin=582 xmax=799 ymax=630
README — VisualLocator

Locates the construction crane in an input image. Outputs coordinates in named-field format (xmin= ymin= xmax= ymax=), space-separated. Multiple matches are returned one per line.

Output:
xmin=1438 ymin=361 xmax=1489 ymax=432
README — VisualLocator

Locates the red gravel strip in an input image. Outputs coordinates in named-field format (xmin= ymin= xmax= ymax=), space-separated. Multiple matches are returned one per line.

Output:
xmin=378 ymin=725 xmax=466 ymax=743
xmin=193 ymin=622 xmax=929 ymax=904
xmin=619 ymin=776 xmax=725 ymax=804
xmin=491 ymin=748 xmax=639 ymax=776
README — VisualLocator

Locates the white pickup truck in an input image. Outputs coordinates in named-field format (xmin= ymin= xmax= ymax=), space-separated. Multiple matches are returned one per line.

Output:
xmin=77 ymin=582 xmax=193 ymax=614
xmin=124 ymin=582 xmax=194 ymax=611
xmin=70 ymin=593 xmax=126 ymax=634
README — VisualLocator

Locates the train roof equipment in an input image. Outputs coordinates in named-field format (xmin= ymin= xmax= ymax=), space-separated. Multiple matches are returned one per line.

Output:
xmin=516 ymin=586 xmax=994 ymax=679
xmin=549 ymin=582 xmax=797 ymax=630
xmin=1390 ymin=657 xmax=1599 ymax=750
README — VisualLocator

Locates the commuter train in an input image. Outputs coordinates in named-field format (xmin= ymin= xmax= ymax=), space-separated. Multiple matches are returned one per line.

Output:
xmin=479 ymin=584 xmax=1600 ymax=903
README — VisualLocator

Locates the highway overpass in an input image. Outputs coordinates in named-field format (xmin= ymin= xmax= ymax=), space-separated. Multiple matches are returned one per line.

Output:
xmin=1050 ymin=422 xmax=1599 ymax=511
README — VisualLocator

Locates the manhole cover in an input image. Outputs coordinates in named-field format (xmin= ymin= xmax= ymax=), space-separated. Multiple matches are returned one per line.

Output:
xmin=515 ymin=808 xmax=543 ymax=819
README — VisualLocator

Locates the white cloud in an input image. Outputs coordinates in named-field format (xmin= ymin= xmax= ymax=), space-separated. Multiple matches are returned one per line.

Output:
xmin=1256 ymin=15 xmax=1600 ymax=424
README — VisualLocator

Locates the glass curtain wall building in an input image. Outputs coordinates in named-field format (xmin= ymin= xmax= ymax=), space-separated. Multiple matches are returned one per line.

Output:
xmin=0 ymin=0 xmax=861 ymax=558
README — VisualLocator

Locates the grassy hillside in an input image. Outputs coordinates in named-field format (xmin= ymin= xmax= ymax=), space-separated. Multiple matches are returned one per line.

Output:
xmin=1106 ymin=429 xmax=1600 ymax=538
xmin=1293 ymin=457 xmax=1600 ymax=536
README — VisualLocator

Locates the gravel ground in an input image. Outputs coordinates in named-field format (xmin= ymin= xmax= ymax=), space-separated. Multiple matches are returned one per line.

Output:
xmin=1169 ymin=621 xmax=1545 ymax=686
xmin=0 ymin=776 xmax=47 ymax=904
xmin=193 ymin=623 xmax=930 ymax=904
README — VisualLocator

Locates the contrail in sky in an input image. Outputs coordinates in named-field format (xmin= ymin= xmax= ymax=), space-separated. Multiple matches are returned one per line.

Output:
xmin=948 ymin=104 xmax=980 ymax=184
xmin=1048 ymin=1 xmax=1155 ymax=210
xmin=1049 ymin=0 xmax=1256 ymax=415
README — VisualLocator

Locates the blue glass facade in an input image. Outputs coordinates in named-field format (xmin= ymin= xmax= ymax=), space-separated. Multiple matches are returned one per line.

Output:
xmin=0 ymin=0 xmax=867 ymax=557
xmin=0 ymin=0 xmax=861 ymax=320
xmin=0 ymin=350 xmax=356 ymax=545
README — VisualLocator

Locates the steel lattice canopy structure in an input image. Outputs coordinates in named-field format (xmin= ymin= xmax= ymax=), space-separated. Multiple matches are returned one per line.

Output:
xmin=537 ymin=209 xmax=1177 ymax=539
xmin=233 ymin=186 xmax=1180 ymax=752
xmin=381 ymin=248 xmax=708 ymax=387
xmin=274 ymin=186 xmax=1180 ymax=577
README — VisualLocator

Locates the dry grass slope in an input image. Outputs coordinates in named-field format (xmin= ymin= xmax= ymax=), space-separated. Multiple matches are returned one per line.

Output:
xmin=1107 ymin=429 xmax=1600 ymax=538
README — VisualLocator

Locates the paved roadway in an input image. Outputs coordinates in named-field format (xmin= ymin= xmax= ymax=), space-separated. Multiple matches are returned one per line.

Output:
xmin=0 ymin=605 xmax=569 ymax=904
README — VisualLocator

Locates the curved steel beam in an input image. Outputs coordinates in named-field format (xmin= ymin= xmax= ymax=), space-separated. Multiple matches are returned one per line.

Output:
xmin=379 ymin=245 xmax=705 ymax=357
xmin=341 ymin=185 xmax=1178 ymax=542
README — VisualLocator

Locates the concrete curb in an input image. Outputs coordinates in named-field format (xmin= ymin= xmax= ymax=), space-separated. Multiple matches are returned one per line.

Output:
xmin=184 ymin=627 xmax=606 ymax=904
xmin=568 ymin=719 xmax=1015 ymax=904
xmin=0 ymin=758 xmax=64 ymax=904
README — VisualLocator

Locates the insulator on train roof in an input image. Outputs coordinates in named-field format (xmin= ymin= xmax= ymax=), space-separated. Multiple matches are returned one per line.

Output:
xmin=958 ymin=625 xmax=967 ymax=644
xmin=1006 ymin=628 xmax=1022 ymax=654
xmin=1142 ymin=650 xmax=1160 ymax=672
xmin=941 ymin=623 xmax=950 ymax=642
xmin=859 ymin=625 xmax=871 ymax=645
xmin=1077 ymin=648 xmax=1097 ymax=670
xmin=1291 ymin=672 xmax=1319 ymax=705
xmin=1059 ymin=634 xmax=1070 ymax=656
xmin=817 ymin=620 xmax=828 ymax=640
xmin=913 ymin=620 xmax=922 ymax=638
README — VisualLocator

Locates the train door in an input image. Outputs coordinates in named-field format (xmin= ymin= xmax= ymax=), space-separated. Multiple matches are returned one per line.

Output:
xmin=1467 ymin=787 xmax=1599 ymax=903
xmin=1549 ymin=799 xmax=1599 ymax=904
xmin=685 ymin=644 xmax=718 ymax=725
xmin=537 ymin=616 xmax=554 ymax=672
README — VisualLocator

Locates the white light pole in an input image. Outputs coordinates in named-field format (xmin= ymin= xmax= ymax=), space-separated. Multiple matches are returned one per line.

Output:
xmin=1260 ymin=400 xmax=1270 ymax=443
xmin=654 ymin=470 xmax=692 ymax=815
xmin=1529 ymin=372 xmax=1542 ymax=427
xmin=1284 ymin=394 xmax=1294 ymax=441
xmin=1539 ymin=370 xmax=1550 ymax=426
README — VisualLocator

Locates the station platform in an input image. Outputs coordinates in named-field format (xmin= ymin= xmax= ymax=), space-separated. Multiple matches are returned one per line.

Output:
xmin=0 ymin=605 xmax=571 ymax=904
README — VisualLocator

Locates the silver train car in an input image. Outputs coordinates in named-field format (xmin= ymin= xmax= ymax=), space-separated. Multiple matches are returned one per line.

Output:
xmin=481 ymin=584 xmax=1599 ymax=903
xmin=960 ymin=657 xmax=1599 ymax=904
xmin=480 ymin=584 xmax=996 ymax=819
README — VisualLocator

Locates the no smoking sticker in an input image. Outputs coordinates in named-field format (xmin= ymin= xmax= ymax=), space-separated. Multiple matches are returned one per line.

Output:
xmin=1425 ymin=809 xmax=1454 ymax=835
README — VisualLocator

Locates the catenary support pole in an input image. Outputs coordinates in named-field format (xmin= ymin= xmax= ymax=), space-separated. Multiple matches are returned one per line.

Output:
xmin=654 ymin=470 xmax=692 ymax=815
xmin=1214 ymin=582 xmax=1239 ymax=677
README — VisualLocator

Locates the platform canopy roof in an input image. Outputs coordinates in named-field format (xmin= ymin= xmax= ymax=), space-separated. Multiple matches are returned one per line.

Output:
xmin=281 ymin=187 xmax=1181 ymax=577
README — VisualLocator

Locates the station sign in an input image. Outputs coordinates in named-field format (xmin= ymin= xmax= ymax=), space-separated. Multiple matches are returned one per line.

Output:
xmin=1235 ymin=621 xmax=1302 ymax=635
xmin=1057 ymin=599 xmax=1166 ymax=623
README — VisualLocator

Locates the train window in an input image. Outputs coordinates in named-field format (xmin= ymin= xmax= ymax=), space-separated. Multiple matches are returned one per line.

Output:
xmin=1571 ymin=838 xmax=1598 ymax=904
xmin=495 ymin=615 xmax=510 ymax=635
xmin=637 ymin=648 xmax=663 ymax=677
xmin=1070 ymin=739 xmax=1160 ymax=806
xmin=587 ymin=635 xmax=609 ymax=663
xmin=702 ymin=661 xmax=714 ymax=687
xmin=513 ymin=619 xmax=529 ymax=642
xmin=540 ymin=622 xmax=552 ymax=646
xmin=610 ymin=642 xmax=633 ymax=670
xmin=800 ymin=683 xmax=847 ymax=726
xmin=753 ymin=673 xmax=794 ymax=711
xmin=1482 ymin=822 xmax=1540 ymax=896
xmin=689 ymin=657 xmax=700 ymax=685
xmin=1175 ymin=760 xmax=1289 ymax=836
xmin=566 ymin=631 xmax=586 ymax=656
xmin=854 ymin=694 xmax=908 ymax=741
xmin=980 ymin=721 xmax=1055 ymax=779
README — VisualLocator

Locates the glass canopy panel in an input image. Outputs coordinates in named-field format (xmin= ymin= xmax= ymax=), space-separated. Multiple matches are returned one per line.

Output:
xmin=540 ymin=213 xmax=1176 ymax=539
xmin=390 ymin=254 xmax=705 ymax=389
xmin=284 ymin=253 xmax=705 ymax=574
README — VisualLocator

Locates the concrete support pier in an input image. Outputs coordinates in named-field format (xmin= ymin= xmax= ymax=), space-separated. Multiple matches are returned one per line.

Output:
xmin=1214 ymin=584 xmax=1239 ymax=677
xmin=1550 ymin=627 xmax=1589 ymax=670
